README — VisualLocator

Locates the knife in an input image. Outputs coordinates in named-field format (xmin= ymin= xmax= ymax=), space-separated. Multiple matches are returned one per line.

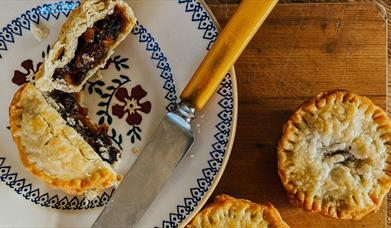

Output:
xmin=92 ymin=0 xmax=278 ymax=227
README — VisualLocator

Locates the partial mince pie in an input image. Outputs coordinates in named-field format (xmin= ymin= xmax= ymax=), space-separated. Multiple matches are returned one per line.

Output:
xmin=8 ymin=0 xmax=137 ymax=195
xmin=187 ymin=194 xmax=290 ymax=228
xmin=35 ymin=0 xmax=137 ymax=92
xmin=278 ymin=90 xmax=391 ymax=220
xmin=9 ymin=83 xmax=122 ymax=195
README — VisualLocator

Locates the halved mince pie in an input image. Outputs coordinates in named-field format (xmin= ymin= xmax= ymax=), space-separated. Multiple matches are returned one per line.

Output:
xmin=8 ymin=0 xmax=136 ymax=195
xmin=278 ymin=90 xmax=391 ymax=220
xmin=10 ymin=83 xmax=121 ymax=195
xmin=187 ymin=195 xmax=290 ymax=228
xmin=35 ymin=0 xmax=136 ymax=92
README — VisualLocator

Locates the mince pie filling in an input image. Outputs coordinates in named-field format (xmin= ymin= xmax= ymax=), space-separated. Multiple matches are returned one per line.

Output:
xmin=53 ymin=6 xmax=128 ymax=86
xmin=45 ymin=90 xmax=120 ymax=164
xmin=321 ymin=144 xmax=363 ymax=167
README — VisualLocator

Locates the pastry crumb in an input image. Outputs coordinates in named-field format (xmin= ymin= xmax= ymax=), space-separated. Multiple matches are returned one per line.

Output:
xmin=85 ymin=190 xmax=98 ymax=201
xmin=195 ymin=123 xmax=201 ymax=134
xmin=31 ymin=23 xmax=49 ymax=42
xmin=132 ymin=147 xmax=141 ymax=155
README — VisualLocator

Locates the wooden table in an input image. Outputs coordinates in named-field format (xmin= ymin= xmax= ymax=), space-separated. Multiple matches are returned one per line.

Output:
xmin=202 ymin=2 xmax=389 ymax=227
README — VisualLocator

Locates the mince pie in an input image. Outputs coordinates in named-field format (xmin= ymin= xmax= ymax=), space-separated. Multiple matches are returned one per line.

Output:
xmin=278 ymin=90 xmax=391 ymax=220
xmin=35 ymin=0 xmax=136 ymax=92
xmin=10 ymin=83 xmax=122 ymax=195
xmin=9 ymin=0 xmax=136 ymax=195
xmin=187 ymin=195 xmax=290 ymax=228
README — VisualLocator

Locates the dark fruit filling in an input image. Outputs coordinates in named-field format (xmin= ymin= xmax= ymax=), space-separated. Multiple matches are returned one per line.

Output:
xmin=46 ymin=90 xmax=121 ymax=164
xmin=53 ymin=6 xmax=127 ymax=86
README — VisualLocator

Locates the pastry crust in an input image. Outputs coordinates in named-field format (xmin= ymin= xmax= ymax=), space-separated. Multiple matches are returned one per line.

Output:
xmin=35 ymin=0 xmax=137 ymax=92
xmin=187 ymin=195 xmax=289 ymax=228
xmin=9 ymin=83 xmax=120 ymax=195
xmin=277 ymin=90 xmax=391 ymax=220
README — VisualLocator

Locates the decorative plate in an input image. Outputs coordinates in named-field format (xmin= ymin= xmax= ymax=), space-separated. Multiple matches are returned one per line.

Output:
xmin=0 ymin=0 xmax=237 ymax=227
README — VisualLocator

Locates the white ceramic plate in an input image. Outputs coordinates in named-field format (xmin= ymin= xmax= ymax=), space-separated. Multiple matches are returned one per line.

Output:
xmin=0 ymin=0 xmax=237 ymax=227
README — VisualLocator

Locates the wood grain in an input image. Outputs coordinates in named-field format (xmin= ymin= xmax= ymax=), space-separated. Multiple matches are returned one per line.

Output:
xmin=205 ymin=3 xmax=388 ymax=228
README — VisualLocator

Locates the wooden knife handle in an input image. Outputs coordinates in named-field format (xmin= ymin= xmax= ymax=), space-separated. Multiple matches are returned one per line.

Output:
xmin=180 ymin=0 xmax=278 ymax=111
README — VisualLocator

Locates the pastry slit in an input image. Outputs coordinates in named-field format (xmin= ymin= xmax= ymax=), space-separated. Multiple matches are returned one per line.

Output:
xmin=278 ymin=91 xmax=391 ymax=220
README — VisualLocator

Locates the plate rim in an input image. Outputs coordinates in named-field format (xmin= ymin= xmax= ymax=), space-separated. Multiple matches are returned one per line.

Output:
xmin=177 ymin=0 xmax=238 ymax=226
xmin=0 ymin=0 xmax=238 ymax=226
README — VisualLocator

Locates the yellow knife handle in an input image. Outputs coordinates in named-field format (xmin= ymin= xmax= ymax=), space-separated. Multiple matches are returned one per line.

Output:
xmin=180 ymin=0 xmax=278 ymax=111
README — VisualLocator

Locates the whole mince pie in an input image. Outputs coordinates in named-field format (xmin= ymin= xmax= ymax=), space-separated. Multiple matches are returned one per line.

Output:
xmin=277 ymin=90 xmax=391 ymax=220
xmin=8 ymin=0 xmax=137 ymax=196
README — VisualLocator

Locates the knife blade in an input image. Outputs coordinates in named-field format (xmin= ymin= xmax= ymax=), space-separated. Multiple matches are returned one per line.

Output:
xmin=93 ymin=102 xmax=195 ymax=227
xmin=93 ymin=0 xmax=278 ymax=226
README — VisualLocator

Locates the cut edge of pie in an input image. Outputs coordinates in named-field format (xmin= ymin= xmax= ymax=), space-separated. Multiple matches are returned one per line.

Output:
xmin=187 ymin=194 xmax=290 ymax=228
xmin=277 ymin=90 xmax=391 ymax=220
xmin=35 ymin=0 xmax=137 ymax=93
xmin=9 ymin=83 xmax=121 ymax=195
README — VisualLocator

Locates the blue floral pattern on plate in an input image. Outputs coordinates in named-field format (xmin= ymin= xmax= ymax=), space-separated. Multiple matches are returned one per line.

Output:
xmin=0 ymin=1 xmax=235 ymax=227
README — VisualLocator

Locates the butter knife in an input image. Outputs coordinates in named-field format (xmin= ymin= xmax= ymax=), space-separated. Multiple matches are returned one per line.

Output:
xmin=92 ymin=0 xmax=278 ymax=227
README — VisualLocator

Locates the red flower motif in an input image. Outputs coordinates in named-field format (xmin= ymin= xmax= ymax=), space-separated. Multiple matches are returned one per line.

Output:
xmin=12 ymin=59 xmax=42 ymax=86
xmin=112 ymin=85 xmax=151 ymax=125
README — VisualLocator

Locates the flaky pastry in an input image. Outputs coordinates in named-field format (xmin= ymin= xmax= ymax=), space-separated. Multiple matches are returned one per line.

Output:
xmin=35 ymin=0 xmax=136 ymax=92
xmin=278 ymin=90 xmax=391 ymax=220
xmin=10 ymin=83 xmax=121 ymax=195
xmin=187 ymin=195 xmax=289 ymax=228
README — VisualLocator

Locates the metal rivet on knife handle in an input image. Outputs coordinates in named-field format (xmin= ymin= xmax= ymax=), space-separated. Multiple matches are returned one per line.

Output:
xmin=181 ymin=0 xmax=279 ymax=111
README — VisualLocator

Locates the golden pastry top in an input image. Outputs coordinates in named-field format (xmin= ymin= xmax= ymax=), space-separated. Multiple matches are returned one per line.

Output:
xmin=9 ymin=83 xmax=120 ymax=195
xmin=278 ymin=90 xmax=391 ymax=220
xmin=187 ymin=194 xmax=289 ymax=228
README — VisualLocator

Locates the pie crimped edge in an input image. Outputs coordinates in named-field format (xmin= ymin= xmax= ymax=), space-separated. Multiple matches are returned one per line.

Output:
xmin=277 ymin=90 xmax=391 ymax=220
xmin=187 ymin=194 xmax=290 ymax=228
